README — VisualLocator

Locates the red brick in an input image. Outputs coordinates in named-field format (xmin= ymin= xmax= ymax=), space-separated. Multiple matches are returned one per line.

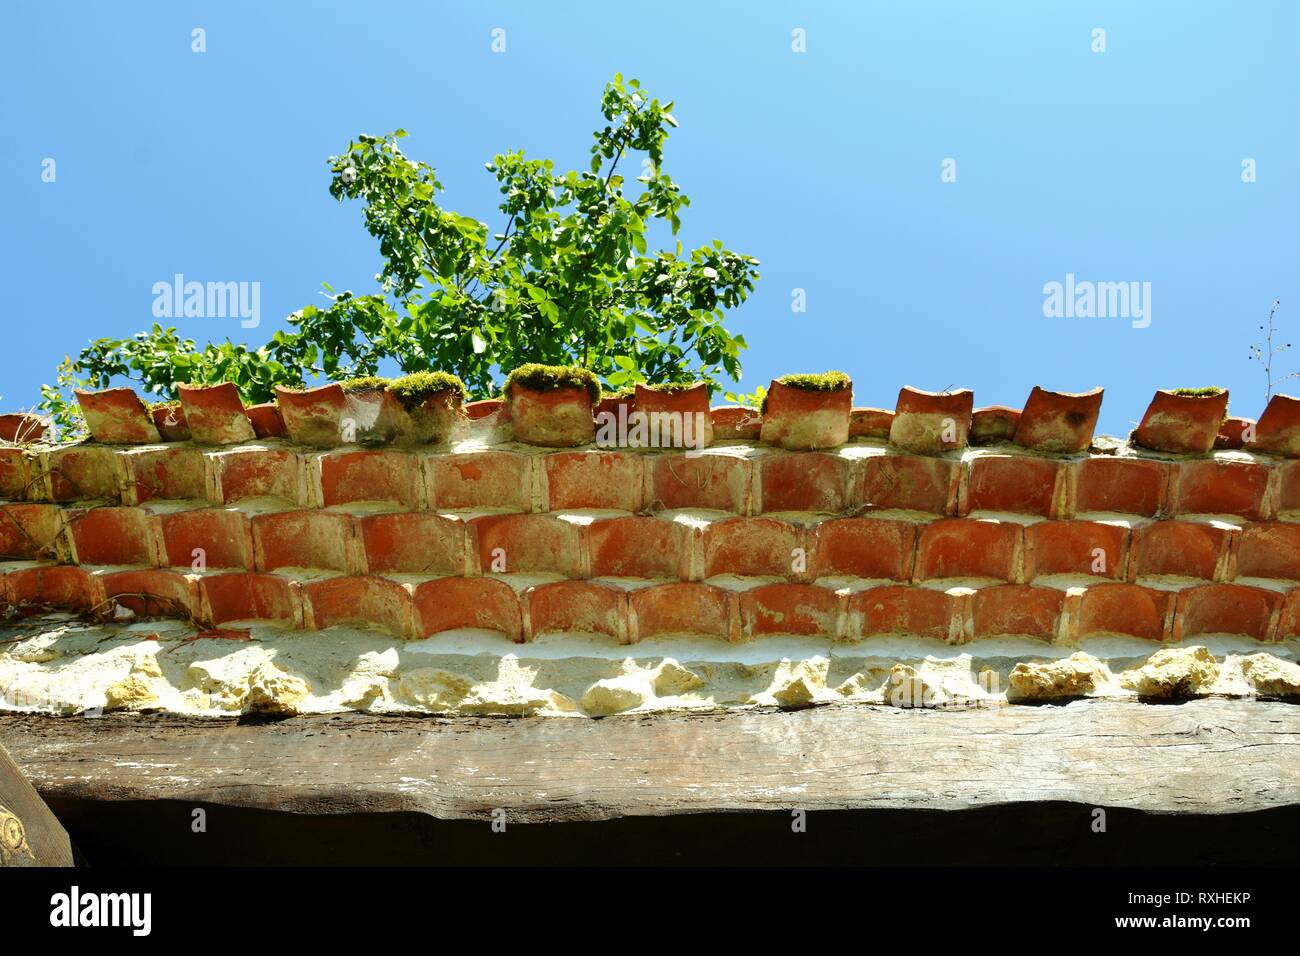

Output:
xmin=245 ymin=402 xmax=286 ymax=439
xmin=1174 ymin=583 xmax=1281 ymax=641
xmin=1216 ymin=416 xmax=1253 ymax=450
xmin=0 ymin=448 xmax=30 ymax=499
xmin=760 ymin=379 xmax=853 ymax=450
xmin=427 ymin=451 xmax=532 ymax=512
xmin=1134 ymin=389 xmax=1229 ymax=454
xmin=1281 ymin=461 xmax=1300 ymax=512
xmin=809 ymin=517 xmax=914 ymax=581
xmin=859 ymin=454 xmax=960 ymax=515
xmin=759 ymin=453 xmax=850 ymax=514
xmin=915 ymin=518 xmax=1021 ymax=581
xmin=1236 ymin=523 xmax=1300 ymax=580
xmin=971 ymin=585 xmax=1064 ymax=641
xmin=69 ymin=507 xmax=157 ymax=565
xmin=739 ymin=582 xmax=841 ymax=638
xmin=178 ymin=382 xmax=255 ymax=445
xmin=525 ymin=580 xmax=628 ymax=641
xmin=507 ymin=384 xmax=595 ymax=447
xmin=588 ymin=516 xmax=689 ymax=580
xmin=100 ymin=569 xmax=199 ymax=620
xmin=412 ymin=576 xmax=522 ymax=640
xmin=703 ymin=516 xmax=802 ymax=579
xmin=464 ymin=398 xmax=505 ymax=421
xmin=969 ymin=406 xmax=1020 ymax=445
xmin=889 ymin=386 xmax=973 ymax=454
xmin=0 ymin=503 xmax=65 ymax=561
xmin=631 ymin=383 xmax=713 ymax=448
xmin=1025 ymin=520 xmax=1129 ymax=580
xmin=1251 ymin=392 xmax=1300 ymax=457
xmin=212 ymin=448 xmax=301 ymax=504
xmin=74 ymin=388 xmax=160 ymax=444
xmin=849 ymin=407 xmax=893 ymax=440
xmin=712 ymin=406 xmax=761 ymax=440
xmin=358 ymin=512 xmax=465 ymax=575
xmin=1170 ymin=459 xmax=1272 ymax=519
xmin=157 ymin=509 xmax=254 ymax=570
xmin=543 ymin=450 xmax=643 ymax=511
xmin=1013 ymin=386 xmax=1103 ymax=454
xmin=1075 ymin=583 xmax=1173 ymax=641
xmin=42 ymin=445 xmax=121 ymax=502
xmin=964 ymin=455 xmax=1065 ymax=517
xmin=275 ymin=384 xmax=345 ymax=448
xmin=150 ymin=404 xmax=190 ymax=441
xmin=318 ymin=450 xmax=422 ymax=509
xmin=302 ymin=575 xmax=411 ymax=636
xmin=1279 ymin=589 xmax=1300 ymax=639
xmin=630 ymin=582 xmax=733 ymax=641
xmin=649 ymin=451 xmax=752 ymax=513
xmin=0 ymin=413 xmax=50 ymax=443
xmin=849 ymin=585 xmax=959 ymax=641
xmin=3 ymin=565 xmax=104 ymax=614
xmin=1131 ymin=520 xmax=1233 ymax=581
xmin=199 ymin=572 xmax=298 ymax=626
xmin=123 ymin=446 xmax=206 ymax=503
xmin=470 ymin=513 xmax=580 ymax=576
xmin=1075 ymin=457 xmax=1169 ymax=517
xmin=252 ymin=511 xmax=358 ymax=573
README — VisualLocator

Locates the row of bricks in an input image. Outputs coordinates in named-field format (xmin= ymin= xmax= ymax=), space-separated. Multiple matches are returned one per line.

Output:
xmin=4 ymin=503 xmax=1297 ymax=583
xmin=3 ymin=564 xmax=1297 ymax=644
xmin=4 ymin=442 xmax=1300 ymax=520
xmin=23 ymin=382 xmax=1298 ymax=458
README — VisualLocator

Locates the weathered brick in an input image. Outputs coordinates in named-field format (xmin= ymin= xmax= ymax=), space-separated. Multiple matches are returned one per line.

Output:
xmin=649 ymin=451 xmax=752 ymax=513
xmin=809 ymin=516 xmax=915 ymax=581
xmin=703 ymin=516 xmax=802 ymax=579
xmin=914 ymin=518 xmax=1021 ymax=581
xmin=526 ymin=580 xmax=628 ymax=641
xmin=427 ymin=451 xmax=533 ymax=512
xmin=543 ymin=450 xmax=643 ymax=511
xmin=359 ymin=512 xmax=465 ymax=575
xmin=412 ymin=576 xmax=522 ymax=640
xmin=252 ymin=510 xmax=359 ymax=573
xmin=759 ymin=452 xmax=850 ymax=514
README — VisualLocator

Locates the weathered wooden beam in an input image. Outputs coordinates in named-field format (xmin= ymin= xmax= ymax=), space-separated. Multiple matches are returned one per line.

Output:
xmin=1 ymin=699 xmax=1298 ymax=824
xmin=0 ymin=741 xmax=74 ymax=866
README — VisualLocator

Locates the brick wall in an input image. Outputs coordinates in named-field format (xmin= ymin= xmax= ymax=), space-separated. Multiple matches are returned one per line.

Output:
xmin=0 ymin=382 xmax=1296 ymax=645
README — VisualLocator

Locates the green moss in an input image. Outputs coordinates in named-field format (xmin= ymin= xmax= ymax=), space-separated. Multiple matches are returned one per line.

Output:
xmin=602 ymin=387 xmax=636 ymax=401
xmin=1169 ymin=387 xmax=1224 ymax=397
xmin=337 ymin=376 xmax=390 ymax=392
xmin=642 ymin=381 xmax=704 ymax=393
xmin=389 ymin=371 xmax=469 ymax=406
xmin=761 ymin=371 xmax=851 ymax=413
xmin=147 ymin=400 xmax=180 ymax=411
xmin=505 ymin=364 xmax=601 ymax=404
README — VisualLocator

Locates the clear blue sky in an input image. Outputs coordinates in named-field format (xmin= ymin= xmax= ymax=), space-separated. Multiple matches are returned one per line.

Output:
xmin=3 ymin=1 xmax=1297 ymax=435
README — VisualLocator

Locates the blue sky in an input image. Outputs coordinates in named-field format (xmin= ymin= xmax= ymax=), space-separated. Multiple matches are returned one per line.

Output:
xmin=3 ymin=0 xmax=1297 ymax=435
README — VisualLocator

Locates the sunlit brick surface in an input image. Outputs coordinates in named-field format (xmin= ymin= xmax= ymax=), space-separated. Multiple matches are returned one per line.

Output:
xmin=0 ymin=383 xmax=1295 ymax=653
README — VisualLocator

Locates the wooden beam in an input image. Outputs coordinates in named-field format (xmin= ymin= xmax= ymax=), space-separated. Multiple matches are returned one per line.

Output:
xmin=2 ymin=699 xmax=1298 ymax=824
xmin=0 ymin=741 xmax=74 ymax=866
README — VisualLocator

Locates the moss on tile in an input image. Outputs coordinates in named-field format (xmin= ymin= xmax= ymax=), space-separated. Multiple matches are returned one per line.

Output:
xmin=505 ymin=364 xmax=601 ymax=404
xmin=337 ymin=376 xmax=390 ymax=392
xmin=389 ymin=371 xmax=469 ymax=407
xmin=761 ymin=371 xmax=851 ymax=413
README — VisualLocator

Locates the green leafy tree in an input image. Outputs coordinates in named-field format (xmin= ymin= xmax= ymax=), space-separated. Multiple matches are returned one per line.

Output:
xmin=41 ymin=75 xmax=760 ymax=436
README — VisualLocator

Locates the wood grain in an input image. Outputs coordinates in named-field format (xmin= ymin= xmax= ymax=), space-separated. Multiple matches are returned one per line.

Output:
xmin=0 ymin=740 xmax=74 ymax=866
xmin=1 ymin=699 xmax=1298 ymax=823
